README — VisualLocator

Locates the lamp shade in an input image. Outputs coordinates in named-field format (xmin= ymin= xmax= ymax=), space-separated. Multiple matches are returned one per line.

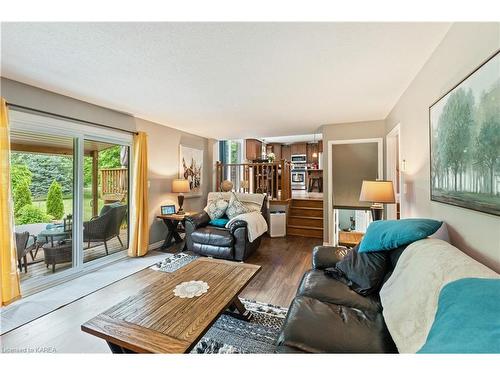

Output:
xmin=359 ymin=180 xmax=395 ymax=203
xmin=172 ymin=179 xmax=190 ymax=193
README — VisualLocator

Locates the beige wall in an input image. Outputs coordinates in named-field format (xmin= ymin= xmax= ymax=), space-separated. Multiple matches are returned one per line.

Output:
xmin=321 ymin=120 xmax=386 ymax=242
xmin=1 ymin=78 xmax=214 ymax=246
xmin=385 ymin=23 xmax=500 ymax=272
xmin=134 ymin=118 xmax=214 ymax=244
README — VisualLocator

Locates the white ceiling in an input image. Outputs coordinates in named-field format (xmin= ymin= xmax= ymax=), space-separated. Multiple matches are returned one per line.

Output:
xmin=1 ymin=22 xmax=451 ymax=139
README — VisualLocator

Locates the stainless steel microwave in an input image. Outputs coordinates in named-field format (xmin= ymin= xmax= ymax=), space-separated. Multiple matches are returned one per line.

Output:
xmin=291 ymin=154 xmax=307 ymax=163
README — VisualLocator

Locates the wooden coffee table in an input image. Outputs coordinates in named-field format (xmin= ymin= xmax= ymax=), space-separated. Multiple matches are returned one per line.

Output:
xmin=81 ymin=257 xmax=260 ymax=353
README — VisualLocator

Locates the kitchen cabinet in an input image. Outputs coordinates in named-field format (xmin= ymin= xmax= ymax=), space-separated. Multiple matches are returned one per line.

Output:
xmin=266 ymin=143 xmax=282 ymax=160
xmin=281 ymin=145 xmax=291 ymax=161
xmin=291 ymin=142 xmax=307 ymax=155
xmin=306 ymin=143 xmax=319 ymax=164
xmin=245 ymin=139 xmax=263 ymax=161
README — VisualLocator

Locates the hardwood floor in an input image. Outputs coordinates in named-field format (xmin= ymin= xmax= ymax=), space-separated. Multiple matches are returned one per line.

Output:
xmin=1 ymin=235 xmax=321 ymax=353
xmin=241 ymin=235 xmax=321 ymax=306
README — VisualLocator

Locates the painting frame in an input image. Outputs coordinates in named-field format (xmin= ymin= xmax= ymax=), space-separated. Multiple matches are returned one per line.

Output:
xmin=179 ymin=144 xmax=203 ymax=198
xmin=429 ymin=49 xmax=500 ymax=217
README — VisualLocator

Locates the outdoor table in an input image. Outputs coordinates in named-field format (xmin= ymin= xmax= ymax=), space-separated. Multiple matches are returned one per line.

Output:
xmin=37 ymin=225 xmax=71 ymax=247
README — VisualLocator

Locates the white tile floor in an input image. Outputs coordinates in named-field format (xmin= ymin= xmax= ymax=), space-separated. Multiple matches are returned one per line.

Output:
xmin=1 ymin=250 xmax=170 ymax=335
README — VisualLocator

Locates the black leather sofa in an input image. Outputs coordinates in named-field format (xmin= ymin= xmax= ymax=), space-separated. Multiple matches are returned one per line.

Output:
xmin=276 ymin=245 xmax=399 ymax=353
xmin=184 ymin=196 xmax=268 ymax=261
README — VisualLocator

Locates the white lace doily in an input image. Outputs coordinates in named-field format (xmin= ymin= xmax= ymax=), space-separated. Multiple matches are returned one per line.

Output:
xmin=173 ymin=280 xmax=209 ymax=298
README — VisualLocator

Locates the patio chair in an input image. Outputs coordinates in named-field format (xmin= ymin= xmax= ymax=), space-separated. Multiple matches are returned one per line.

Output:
xmin=15 ymin=231 xmax=30 ymax=273
xmin=83 ymin=203 xmax=128 ymax=254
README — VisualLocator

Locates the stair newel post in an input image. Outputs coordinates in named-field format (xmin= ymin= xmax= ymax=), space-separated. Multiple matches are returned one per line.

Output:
xmin=280 ymin=159 xmax=286 ymax=200
xmin=216 ymin=161 xmax=221 ymax=192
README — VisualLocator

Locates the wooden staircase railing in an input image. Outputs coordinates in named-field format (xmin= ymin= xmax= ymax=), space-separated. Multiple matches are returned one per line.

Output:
xmin=215 ymin=160 xmax=292 ymax=201
xmin=101 ymin=167 xmax=128 ymax=203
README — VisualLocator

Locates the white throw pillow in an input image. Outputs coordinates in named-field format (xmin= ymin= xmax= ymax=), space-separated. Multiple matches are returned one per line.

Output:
xmin=428 ymin=222 xmax=450 ymax=242
xmin=205 ymin=198 xmax=229 ymax=220
xmin=226 ymin=192 xmax=249 ymax=220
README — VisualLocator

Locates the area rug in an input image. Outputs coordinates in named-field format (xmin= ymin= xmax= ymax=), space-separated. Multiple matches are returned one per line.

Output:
xmin=150 ymin=252 xmax=198 ymax=273
xmin=152 ymin=253 xmax=288 ymax=353
xmin=192 ymin=299 xmax=288 ymax=354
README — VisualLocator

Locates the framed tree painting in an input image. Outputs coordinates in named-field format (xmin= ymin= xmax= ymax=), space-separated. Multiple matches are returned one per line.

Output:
xmin=179 ymin=145 xmax=203 ymax=197
xmin=429 ymin=50 xmax=499 ymax=216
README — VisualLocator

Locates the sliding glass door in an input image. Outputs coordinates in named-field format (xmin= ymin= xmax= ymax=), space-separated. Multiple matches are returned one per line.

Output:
xmin=82 ymin=139 xmax=129 ymax=263
xmin=10 ymin=130 xmax=76 ymax=282
xmin=9 ymin=109 xmax=132 ymax=293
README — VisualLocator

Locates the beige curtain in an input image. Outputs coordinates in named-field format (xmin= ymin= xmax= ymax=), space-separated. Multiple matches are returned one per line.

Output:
xmin=0 ymin=98 xmax=21 ymax=306
xmin=128 ymin=131 xmax=149 ymax=257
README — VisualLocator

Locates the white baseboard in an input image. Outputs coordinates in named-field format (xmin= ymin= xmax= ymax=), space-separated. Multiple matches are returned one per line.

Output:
xmin=148 ymin=240 xmax=165 ymax=251
xmin=147 ymin=233 xmax=186 ymax=252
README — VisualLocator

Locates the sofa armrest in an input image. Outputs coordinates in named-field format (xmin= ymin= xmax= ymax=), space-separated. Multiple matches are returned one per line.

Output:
xmin=312 ymin=246 xmax=350 ymax=270
xmin=227 ymin=220 xmax=247 ymax=234
xmin=185 ymin=211 xmax=210 ymax=230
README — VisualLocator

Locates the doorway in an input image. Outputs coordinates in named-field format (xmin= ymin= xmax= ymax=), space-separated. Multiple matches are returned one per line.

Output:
xmin=327 ymin=138 xmax=383 ymax=245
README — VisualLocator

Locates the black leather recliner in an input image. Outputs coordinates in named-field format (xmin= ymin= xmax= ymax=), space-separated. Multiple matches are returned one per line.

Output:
xmin=275 ymin=246 xmax=399 ymax=353
xmin=184 ymin=196 xmax=268 ymax=261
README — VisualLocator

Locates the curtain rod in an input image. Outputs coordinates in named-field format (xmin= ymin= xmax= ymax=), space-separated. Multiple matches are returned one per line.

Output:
xmin=6 ymin=102 xmax=139 ymax=136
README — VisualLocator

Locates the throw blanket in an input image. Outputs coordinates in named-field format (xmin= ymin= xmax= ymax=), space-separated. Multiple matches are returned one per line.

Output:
xmin=226 ymin=211 xmax=268 ymax=242
xmin=418 ymin=278 xmax=500 ymax=353
xmin=379 ymin=238 xmax=499 ymax=353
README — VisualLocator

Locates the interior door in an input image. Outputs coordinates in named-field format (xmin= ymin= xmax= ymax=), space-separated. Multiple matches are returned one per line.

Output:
xmin=329 ymin=139 xmax=382 ymax=245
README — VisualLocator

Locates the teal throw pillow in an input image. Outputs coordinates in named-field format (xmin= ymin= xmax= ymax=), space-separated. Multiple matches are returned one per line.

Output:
xmin=209 ymin=218 xmax=229 ymax=228
xmin=358 ymin=218 xmax=442 ymax=253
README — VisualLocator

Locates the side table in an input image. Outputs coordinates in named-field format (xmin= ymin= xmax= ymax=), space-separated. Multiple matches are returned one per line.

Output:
xmin=157 ymin=212 xmax=193 ymax=251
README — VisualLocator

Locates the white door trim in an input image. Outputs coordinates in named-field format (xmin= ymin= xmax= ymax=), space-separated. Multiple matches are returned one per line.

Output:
xmin=386 ymin=124 xmax=401 ymax=220
xmin=327 ymin=138 xmax=383 ymax=245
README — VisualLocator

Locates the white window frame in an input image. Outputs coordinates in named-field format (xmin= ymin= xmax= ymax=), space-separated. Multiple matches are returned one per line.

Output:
xmin=9 ymin=109 xmax=133 ymax=296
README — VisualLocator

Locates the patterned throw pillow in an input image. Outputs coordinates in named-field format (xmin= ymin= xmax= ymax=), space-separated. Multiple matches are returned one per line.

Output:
xmin=226 ymin=192 xmax=249 ymax=220
xmin=206 ymin=198 xmax=229 ymax=220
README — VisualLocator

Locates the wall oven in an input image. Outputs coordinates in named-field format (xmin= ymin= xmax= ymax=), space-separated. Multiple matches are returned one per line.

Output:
xmin=291 ymin=154 xmax=307 ymax=190
xmin=291 ymin=170 xmax=306 ymax=190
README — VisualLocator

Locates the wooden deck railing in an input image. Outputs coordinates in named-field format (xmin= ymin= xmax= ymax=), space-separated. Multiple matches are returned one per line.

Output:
xmin=101 ymin=167 xmax=128 ymax=202
xmin=215 ymin=160 xmax=292 ymax=201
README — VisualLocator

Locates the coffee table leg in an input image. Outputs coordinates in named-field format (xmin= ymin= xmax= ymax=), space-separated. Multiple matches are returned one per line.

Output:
xmin=224 ymin=297 xmax=253 ymax=321
xmin=107 ymin=341 xmax=135 ymax=354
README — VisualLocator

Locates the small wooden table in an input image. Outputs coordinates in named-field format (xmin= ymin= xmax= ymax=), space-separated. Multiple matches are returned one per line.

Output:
xmin=157 ymin=213 xmax=193 ymax=250
xmin=81 ymin=257 xmax=261 ymax=353
xmin=338 ymin=230 xmax=364 ymax=248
